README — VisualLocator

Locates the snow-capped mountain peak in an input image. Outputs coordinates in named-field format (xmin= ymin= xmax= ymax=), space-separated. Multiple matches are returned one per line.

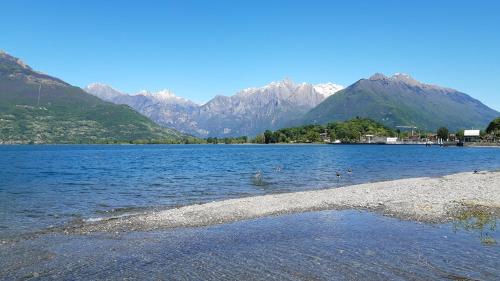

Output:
xmin=135 ymin=89 xmax=198 ymax=106
xmin=85 ymin=77 xmax=344 ymax=137
xmin=313 ymin=83 xmax=344 ymax=98
xmin=266 ymin=78 xmax=295 ymax=89
xmin=238 ymin=79 xmax=297 ymax=96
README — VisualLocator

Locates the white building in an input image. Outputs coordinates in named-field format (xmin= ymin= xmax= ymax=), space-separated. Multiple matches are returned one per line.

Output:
xmin=464 ymin=130 xmax=480 ymax=142
xmin=386 ymin=137 xmax=398 ymax=144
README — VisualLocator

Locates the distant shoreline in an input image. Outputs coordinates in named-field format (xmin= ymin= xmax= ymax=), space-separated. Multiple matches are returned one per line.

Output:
xmin=60 ymin=170 xmax=500 ymax=234
xmin=2 ymin=142 xmax=498 ymax=146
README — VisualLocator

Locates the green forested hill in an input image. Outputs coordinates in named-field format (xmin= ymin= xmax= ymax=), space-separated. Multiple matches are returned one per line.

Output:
xmin=298 ymin=73 xmax=499 ymax=132
xmin=0 ymin=51 xmax=191 ymax=144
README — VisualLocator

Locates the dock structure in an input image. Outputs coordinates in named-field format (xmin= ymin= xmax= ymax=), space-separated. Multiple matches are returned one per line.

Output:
xmin=396 ymin=125 xmax=418 ymax=136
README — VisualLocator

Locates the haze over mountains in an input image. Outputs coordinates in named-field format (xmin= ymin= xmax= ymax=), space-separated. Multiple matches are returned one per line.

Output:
xmin=85 ymin=80 xmax=344 ymax=137
xmin=0 ymin=51 xmax=187 ymax=144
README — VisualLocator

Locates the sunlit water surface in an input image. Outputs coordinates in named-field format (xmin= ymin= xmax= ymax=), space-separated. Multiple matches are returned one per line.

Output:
xmin=1 ymin=144 xmax=499 ymax=238
xmin=0 ymin=210 xmax=498 ymax=280
xmin=1 ymin=145 xmax=499 ymax=280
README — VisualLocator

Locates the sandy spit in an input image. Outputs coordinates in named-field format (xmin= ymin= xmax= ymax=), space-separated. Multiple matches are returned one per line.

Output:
xmin=65 ymin=171 xmax=500 ymax=234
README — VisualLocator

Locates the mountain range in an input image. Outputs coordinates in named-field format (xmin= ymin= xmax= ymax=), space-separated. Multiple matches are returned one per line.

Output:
xmin=85 ymin=80 xmax=343 ymax=137
xmin=1 ymin=49 xmax=497 ymax=143
xmin=0 ymin=51 xmax=187 ymax=144
xmin=87 ymin=73 xmax=498 ymax=136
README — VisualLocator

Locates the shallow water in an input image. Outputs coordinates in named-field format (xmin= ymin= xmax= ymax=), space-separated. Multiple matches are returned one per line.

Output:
xmin=1 ymin=144 xmax=500 ymax=238
xmin=1 ymin=210 xmax=498 ymax=280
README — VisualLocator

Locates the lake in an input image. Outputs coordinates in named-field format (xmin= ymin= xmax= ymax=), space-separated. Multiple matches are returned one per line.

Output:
xmin=1 ymin=144 xmax=500 ymax=239
xmin=1 ymin=144 xmax=500 ymax=280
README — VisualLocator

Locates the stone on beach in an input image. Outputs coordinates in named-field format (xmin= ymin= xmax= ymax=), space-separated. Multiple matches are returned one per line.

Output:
xmin=66 ymin=171 xmax=500 ymax=234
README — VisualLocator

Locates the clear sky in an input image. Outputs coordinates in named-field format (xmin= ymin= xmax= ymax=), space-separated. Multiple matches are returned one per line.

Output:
xmin=1 ymin=0 xmax=499 ymax=109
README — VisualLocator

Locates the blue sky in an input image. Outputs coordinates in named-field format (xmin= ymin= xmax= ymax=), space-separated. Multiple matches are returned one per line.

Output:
xmin=1 ymin=0 xmax=499 ymax=109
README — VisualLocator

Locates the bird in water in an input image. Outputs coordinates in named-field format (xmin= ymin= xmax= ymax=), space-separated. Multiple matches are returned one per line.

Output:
xmin=336 ymin=172 xmax=341 ymax=179
xmin=253 ymin=170 xmax=264 ymax=185
xmin=347 ymin=168 xmax=352 ymax=174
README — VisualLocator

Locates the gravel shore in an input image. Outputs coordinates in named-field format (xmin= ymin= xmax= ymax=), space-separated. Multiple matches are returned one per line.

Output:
xmin=66 ymin=170 xmax=500 ymax=234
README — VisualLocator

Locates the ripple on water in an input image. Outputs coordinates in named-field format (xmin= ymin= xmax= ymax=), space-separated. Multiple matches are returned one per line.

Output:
xmin=0 ymin=210 xmax=498 ymax=280
xmin=1 ymin=145 xmax=500 ymax=240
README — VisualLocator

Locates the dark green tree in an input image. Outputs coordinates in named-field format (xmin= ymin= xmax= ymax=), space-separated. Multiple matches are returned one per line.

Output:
xmin=437 ymin=127 xmax=449 ymax=140
xmin=486 ymin=117 xmax=500 ymax=134
xmin=264 ymin=130 xmax=273 ymax=144
xmin=253 ymin=134 xmax=265 ymax=144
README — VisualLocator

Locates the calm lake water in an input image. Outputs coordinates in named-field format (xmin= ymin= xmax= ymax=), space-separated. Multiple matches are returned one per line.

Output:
xmin=1 ymin=210 xmax=499 ymax=280
xmin=1 ymin=144 xmax=500 ymax=280
xmin=1 ymin=144 xmax=500 ymax=238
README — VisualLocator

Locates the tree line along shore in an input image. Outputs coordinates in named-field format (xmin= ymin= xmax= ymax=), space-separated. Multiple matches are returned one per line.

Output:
xmin=206 ymin=117 xmax=500 ymax=145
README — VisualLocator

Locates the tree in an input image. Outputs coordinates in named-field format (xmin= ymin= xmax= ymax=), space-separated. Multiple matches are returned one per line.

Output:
xmin=437 ymin=127 xmax=449 ymax=140
xmin=264 ymin=130 xmax=278 ymax=144
xmin=253 ymin=134 xmax=265 ymax=144
xmin=486 ymin=117 xmax=500 ymax=134
xmin=328 ymin=130 xmax=337 ymax=141
xmin=306 ymin=131 xmax=321 ymax=142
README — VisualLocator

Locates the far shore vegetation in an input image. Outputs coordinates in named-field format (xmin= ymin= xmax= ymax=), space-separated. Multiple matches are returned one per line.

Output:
xmin=205 ymin=117 xmax=500 ymax=145
xmin=2 ymin=117 xmax=499 ymax=145
xmin=258 ymin=118 xmax=395 ymax=144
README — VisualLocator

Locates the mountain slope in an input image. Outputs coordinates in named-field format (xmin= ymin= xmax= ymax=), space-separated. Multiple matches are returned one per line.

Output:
xmin=0 ymin=51 xmax=188 ymax=144
xmin=298 ymin=73 xmax=498 ymax=131
xmin=84 ymin=84 xmax=200 ymax=135
xmin=85 ymin=79 xmax=344 ymax=137
xmin=193 ymin=79 xmax=336 ymax=137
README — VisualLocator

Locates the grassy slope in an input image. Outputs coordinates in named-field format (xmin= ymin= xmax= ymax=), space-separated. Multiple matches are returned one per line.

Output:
xmin=0 ymin=75 xmax=188 ymax=144
xmin=301 ymin=80 xmax=498 ymax=131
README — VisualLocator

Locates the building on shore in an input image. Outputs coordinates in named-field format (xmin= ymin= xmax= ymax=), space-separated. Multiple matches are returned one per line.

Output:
xmin=361 ymin=135 xmax=399 ymax=144
xmin=464 ymin=130 xmax=480 ymax=143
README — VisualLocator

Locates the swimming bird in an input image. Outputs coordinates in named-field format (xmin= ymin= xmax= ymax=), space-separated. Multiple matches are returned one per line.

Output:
xmin=253 ymin=170 xmax=263 ymax=185
xmin=336 ymin=172 xmax=341 ymax=179
xmin=347 ymin=168 xmax=352 ymax=174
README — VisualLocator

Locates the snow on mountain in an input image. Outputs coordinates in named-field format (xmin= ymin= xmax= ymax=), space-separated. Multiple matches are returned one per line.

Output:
xmin=85 ymin=79 xmax=344 ymax=137
xmin=313 ymin=83 xmax=344 ymax=98
xmin=138 ymin=89 xmax=199 ymax=106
